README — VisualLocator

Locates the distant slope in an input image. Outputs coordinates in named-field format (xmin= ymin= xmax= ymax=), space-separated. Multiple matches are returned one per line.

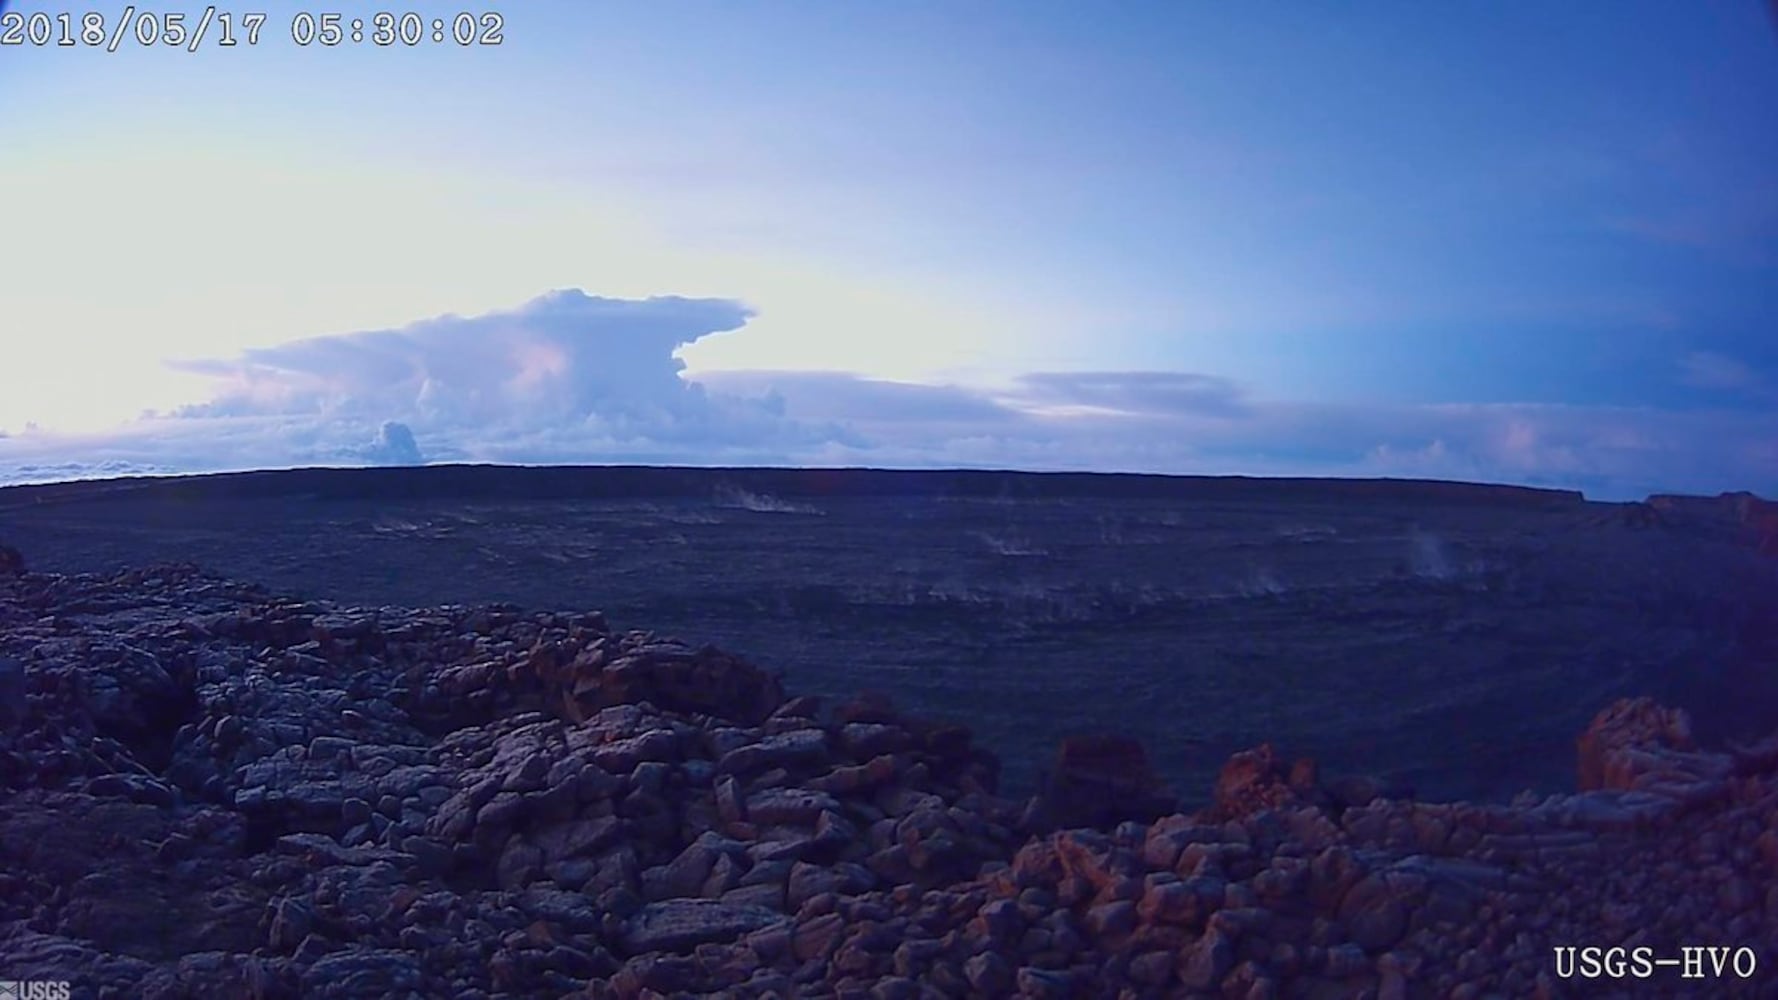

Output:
xmin=1646 ymin=490 xmax=1778 ymax=557
xmin=0 ymin=463 xmax=1589 ymax=511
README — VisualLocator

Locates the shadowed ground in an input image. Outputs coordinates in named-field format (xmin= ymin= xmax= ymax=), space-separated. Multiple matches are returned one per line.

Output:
xmin=2 ymin=466 xmax=1775 ymax=804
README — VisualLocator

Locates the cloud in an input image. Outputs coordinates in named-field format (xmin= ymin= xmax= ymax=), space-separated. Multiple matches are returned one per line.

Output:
xmin=1605 ymin=194 xmax=1778 ymax=271
xmin=2 ymin=289 xmax=1775 ymax=502
xmin=694 ymin=371 xmax=1018 ymax=425
xmin=365 ymin=421 xmax=424 ymax=466
xmin=0 ymin=290 xmax=793 ymax=482
xmin=170 ymin=289 xmax=755 ymax=428
xmin=1009 ymin=371 xmax=1250 ymax=418
xmin=689 ymin=368 xmax=1778 ymax=499
xmin=1680 ymin=351 xmax=1766 ymax=393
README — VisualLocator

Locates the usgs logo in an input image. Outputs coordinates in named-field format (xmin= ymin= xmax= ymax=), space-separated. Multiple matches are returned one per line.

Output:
xmin=0 ymin=983 xmax=73 ymax=1000
xmin=1552 ymin=946 xmax=1758 ymax=980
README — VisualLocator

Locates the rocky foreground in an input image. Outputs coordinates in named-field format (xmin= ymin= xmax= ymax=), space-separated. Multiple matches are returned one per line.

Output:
xmin=0 ymin=547 xmax=1775 ymax=999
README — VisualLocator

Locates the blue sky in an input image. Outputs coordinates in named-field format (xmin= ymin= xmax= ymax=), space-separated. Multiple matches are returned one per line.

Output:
xmin=1 ymin=1 xmax=1775 ymax=498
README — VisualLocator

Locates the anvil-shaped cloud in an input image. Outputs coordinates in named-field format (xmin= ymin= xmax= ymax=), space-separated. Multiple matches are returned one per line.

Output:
xmin=170 ymin=290 xmax=754 ymax=429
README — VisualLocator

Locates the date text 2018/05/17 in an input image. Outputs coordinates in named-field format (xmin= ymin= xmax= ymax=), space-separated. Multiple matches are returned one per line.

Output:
xmin=0 ymin=9 xmax=504 ymax=50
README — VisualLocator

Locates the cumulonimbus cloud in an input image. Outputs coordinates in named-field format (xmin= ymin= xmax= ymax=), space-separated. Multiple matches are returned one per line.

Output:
xmin=169 ymin=290 xmax=756 ymax=427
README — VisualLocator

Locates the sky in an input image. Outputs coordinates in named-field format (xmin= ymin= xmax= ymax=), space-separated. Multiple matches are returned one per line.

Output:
xmin=1 ymin=1 xmax=1775 ymax=499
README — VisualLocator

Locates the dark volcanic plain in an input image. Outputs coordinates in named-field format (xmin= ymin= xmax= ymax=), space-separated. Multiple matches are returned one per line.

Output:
xmin=4 ymin=465 xmax=1776 ymax=804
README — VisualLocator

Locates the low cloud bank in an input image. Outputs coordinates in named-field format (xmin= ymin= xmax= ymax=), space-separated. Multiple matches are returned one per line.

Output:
xmin=2 ymin=290 xmax=1772 ymax=501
